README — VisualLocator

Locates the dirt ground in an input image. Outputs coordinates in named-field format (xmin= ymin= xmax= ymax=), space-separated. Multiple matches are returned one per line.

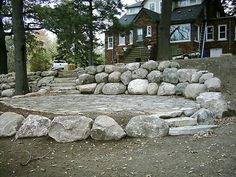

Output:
xmin=0 ymin=56 xmax=236 ymax=177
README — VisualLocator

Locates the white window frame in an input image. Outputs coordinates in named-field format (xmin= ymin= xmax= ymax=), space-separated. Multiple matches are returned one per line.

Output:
xmin=206 ymin=26 xmax=214 ymax=41
xmin=178 ymin=0 xmax=199 ymax=7
xmin=119 ymin=32 xmax=126 ymax=46
xmin=148 ymin=2 xmax=156 ymax=12
xmin=193 ymin=25 xmax=200 ymax=42
xmin=129 ymin=30 xmax=133 ymax=45
xmin=159 ymin=1 xmax=162 ymax=13
xmin=146 ymin=26 xmax=152 ymax=37
xmin=137 ymin=28 xmax=143 ymax=41
xmin=107 ymin=36 xmax=113 ymax=50
xmin=170 ymin=23 xmax=191 ymax=43
xmin=218 ymin=24 xmax=227 ymax=41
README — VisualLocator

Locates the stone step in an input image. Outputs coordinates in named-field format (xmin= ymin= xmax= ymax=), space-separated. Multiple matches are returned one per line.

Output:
xmin=53 ymin=77 xmax=77 ymax=83
xmin=165 ymin=117 xmax=197 ymax=127
xmin=169 ymin=125 xmax=218 ymax=136
xmin=57 ymin=71 xmax=78 ymax=78
xmin=49 ymin=82 xmax=76 ymax=87
xmin=50 ymin=86 xmax=77 ymax=91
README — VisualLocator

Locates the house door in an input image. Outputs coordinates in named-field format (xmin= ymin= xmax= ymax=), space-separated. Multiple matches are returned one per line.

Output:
xmin=210 ymin=48 xmax=222 ymax=57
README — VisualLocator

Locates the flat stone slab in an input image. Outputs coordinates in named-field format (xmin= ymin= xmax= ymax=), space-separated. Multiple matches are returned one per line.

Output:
xmin=165 ymin=117 xmax=197 ymax=127
xmin=0 ymin=95 xmax=200 ymax=116
xmin=169 ymin=125 xmax=218 ymax=136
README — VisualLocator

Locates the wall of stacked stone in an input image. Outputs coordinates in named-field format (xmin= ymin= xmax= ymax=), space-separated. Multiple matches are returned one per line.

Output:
xmin=76 ymin=60 xmax=222 ymax=100
xmin=0 ymin=70 xmax=58 ymax=97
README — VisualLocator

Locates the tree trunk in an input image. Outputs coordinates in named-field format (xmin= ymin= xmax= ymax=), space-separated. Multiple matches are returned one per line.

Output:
xmin=158 ymin=0 xmax=172 ymax=60
xmin=88 ymin=0 xmax=94 ymax=66
xmin=12 ymin=0 xmax=29 ymax=95
xmin=0 ymin=0 xmax=8 ymax=74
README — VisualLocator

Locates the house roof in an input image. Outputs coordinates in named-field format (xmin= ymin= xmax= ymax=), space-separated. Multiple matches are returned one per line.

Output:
xmin=171 ymin=4 xmax=204 ymax=22
xmin=126 ymin=1 xmax=143 ymax=8
xmin=119 ymin=14 xmax=137 ymax=26
xmin=134 ymin=8 xmax=160 ymax=22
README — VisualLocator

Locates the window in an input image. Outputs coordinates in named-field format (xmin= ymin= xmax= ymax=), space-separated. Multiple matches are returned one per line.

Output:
xmin=149 ymin=2 xmax=156 ymax=11
xmin=119 ymin=32 xmax=125 ymax=46
xmin=218 ymin=25 xmax=227 ymax=40
xmin=170 ymin=24 xmax=191 ymax=42
xmin=146 ymin=26 xmax=152 ymax=37
xmin=137 ymin=28 xmax=143 ymax=41
xmin=193 ymin=25 xmax=199 ymax=41
xmin=129 ymin=30 xmax=133 ymax=45
xmin=206 ymin=26 xmax=214 ymax=41
xmin=178 ymin=0 xmax=199 ymax=7
xmin=107 ymin=36 xmax=113 ymax=49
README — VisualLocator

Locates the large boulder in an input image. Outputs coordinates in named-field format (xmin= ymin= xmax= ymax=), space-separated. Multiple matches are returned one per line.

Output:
xmin=76 ymin=74 xmax=95 ymax=85
xmin=147 ymin=83 xmax=158 ymax=95
xmin=125 ymin=115 xmax=169 ymax=138
xmin=191 ymin=71 xmax=208 ymax=83
xmin=113 ymin=63 xmax=127 ymax=73
xmin=204 ymin=77 xmax=221 ymax=91
xmin=132 ymin=68 xmax=148 ymax=79
xmin=85 ymin=66 xmax=97 ymax=75
xmin=125 ymin=63 xmax=140 ymax=71
xmin=49 ymin=116 xmax=93 ymax=143
xmin=120 ymin=71 xmax=132 ymax=85
xmin=141 ymin=60 xmax=158 ymax=71
xmin=196 ymin=92 xmax=228 ymax=118
xmin=199 ymin=73 xmax=214 ymax=83
xmin=163 ymin=68 xmax=178 ymax=84
xmin=108 ymin=71 xmax=121 ymax=83
xmin=158 ymin=61 xmax=171 ymax=71
xmin=96 ymin=65 xmax=105 ymax=73
xmin=95 ymin=72 xmax=108 ymax=83
xmin=41 ymin=70 xmax=57 ymax=77
xmin=94 ymin=83 xmax=105 ymax=94
xmin=105 ymin=65 xmax=115 ymax=74
xmin=177 ymin=69 xmax=197 ymax=83
xmin=91 ymin=115 xmax=126 ymax=140
xmin=1 ymin=83 xmax=11 ymax=90
xmin=157 ymin=82 xmax=176 ymax=96
xmin=175 ymin=82 xmax=188 ymax=96
xmin=76 ymin=83 xmax=97 ymax=94
xmin=191 ymin=108 xmax=215 ymax=125
xmin=102 ymin=83 xmax=126 ymax=95
xmin=170 ymin=62 xmax=180 ymax=69
xmin=147 ymin=71 xmax=162 ymax=83
xmin=37 ymin=76 xmax=54 ymax=87
xmin=184 ymin=84 xmax=207 ymax=99
xmin=128 ymin=79 xmax=149 ymax=95
xmin=0 ymin=112 xmax=24 ymax=137
xmin=15 ymin=115 xmax=51 ymax=138
xmin=1 ymin=89 xmax=15 ymax=97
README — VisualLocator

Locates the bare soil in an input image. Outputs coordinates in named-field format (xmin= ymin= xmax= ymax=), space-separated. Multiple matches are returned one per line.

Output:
xmin=0 ymin=56 xmax=236 ymax=177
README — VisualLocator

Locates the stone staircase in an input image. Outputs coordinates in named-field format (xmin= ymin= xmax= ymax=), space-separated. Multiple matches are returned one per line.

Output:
xmin=121 ymin=47 xmax=150 ymax=63
xmin=49 ymin=77 xmax=79 ymax=94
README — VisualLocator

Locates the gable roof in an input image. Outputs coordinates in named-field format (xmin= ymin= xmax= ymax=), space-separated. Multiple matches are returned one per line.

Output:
xmin=134 ymin=8 xmax=160 ymax=22
xmin=119 ymin=14 xmax=137 ymax=26
xmin=126 ymin=1 xmax=143 ymax=8
xmin=171 ymin=4 xmax=204 ymax=22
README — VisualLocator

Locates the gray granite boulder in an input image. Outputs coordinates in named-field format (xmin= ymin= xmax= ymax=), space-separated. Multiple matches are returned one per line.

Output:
xmin=158 ymin=61 xmax=171 ymax=71
xmin=113 ymin=63 xmax=127 ymax=73
xmin=41 ymin=70 xmax=57 ymax=77
xmin=157 ymin=82 xmax=176 ymax=96
xmin=37 ymin=76 xmax=54 ymax=87
xmin=120 ymin=70 xmax=132 ymax=86
xmin=95 ymin=72 xmax=108 ymax=83
xmin=0 ymin=112 xmax=25 ymax=137
xmin=125 ymin=115 xmax=169 ymax=138
xmin=141 ymin=60 xmax=158 ymax=71
xmin=49 ymin=116 xmax=93 ymax=143
xmin=125 ymin=63 xmax=140 ymax=71
xmin=147 ymin=83 xmax=158 ymax=95
xmin=91 ymin=115 xmax=126 ymax=140
xmin=132 ymin=68 xmax=148 ymax=79
xmin=175 ymin=82 xmax=188 ymax=96
xmin=199 ymin=73 xmax=214 ymax=83
xmin=184 ymin=84 xmax=207 ymax=99
xmin=147 ymin=71 xmax=162 ymax=83
xmin=177 ymin=69 xmax=197 ymax=83
xmin=76 ymin=74 xmax=95 ymax=85
xmin=102 ymin=83 xmax=126 ymax=95
xmin=196 ymin=92 xmax=228 ymax=118
xmin=204 ymin=77 xmax=221 ymax=91
xmin=96 ymin=65 xmax=105 ymax=73
xmin=128 ymin=79 xmax=149 ymax=95
xmin=77 ymin=83 xmax=97 ymax=94
xmin=163 ymin=68 xmax=178 ymax=84
xmin=85 ymin=66 xmax=97 ymax=75
xmin=1 ymin=89 xmax=15 ymax=97
xmin=105 ymin=65 xmax=115 ymax=74
xmin=170 ymin=62 xmax=180 ymax=69
xmin=94 ymin=83 xmax=105 ymax=94
xmin=191 ymin=71 xmax=208 ymax=83
xmin=15 ymin=115 xmax=51 ymax=138
xmin=108 ymin=71 xmax=121 ymax=83
xmin=1 ymin=83 xmax=11 ymax=90
xmin=191 ymin=108 xmax=215 ymax=125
